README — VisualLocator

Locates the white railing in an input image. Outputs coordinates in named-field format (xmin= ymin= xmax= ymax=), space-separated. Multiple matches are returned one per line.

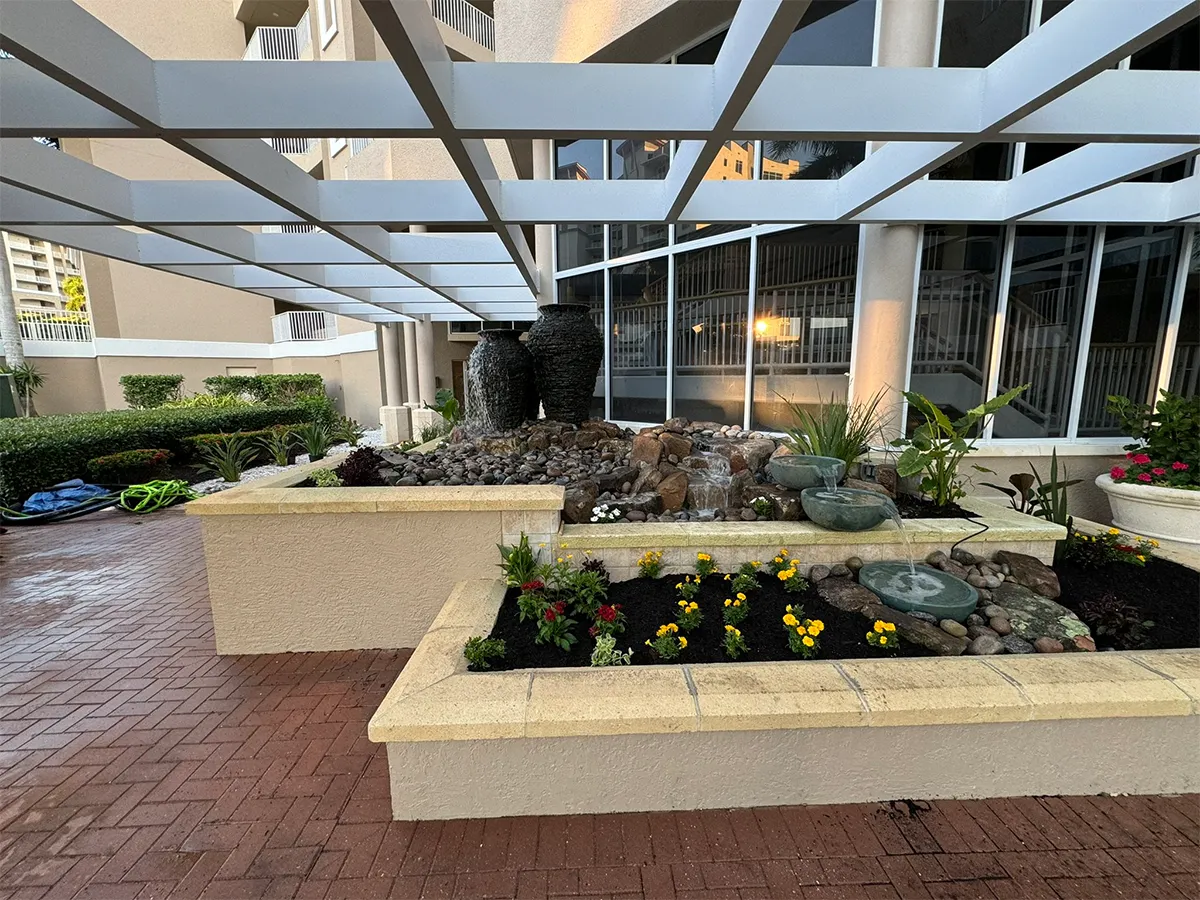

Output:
xmin=349 ymin=137 xmax=373 ymax=157
xmin=261 ymin=224 xmax=318 ymax=234
xmin=272 ymin=310 xmax=337 ymax=342
xmin=16 ymin=309 xmax=93 ymax=342
xmin=1078 ymin=343 xmax=1159 ymax=433
xmin=243 ymin=24 xmax=299 ymax=61
xmin=296 ymin=9 xmax=311 ymax=57
xmin=912 ymin=272 xmax=992 ymax=379
xmin=431 ymin=0 xmax=495 ymax=51
xmin=1171 ymin=343 xmax=1199 ymax=397
xmin=268 ymin=137 xmax=315 ymax=155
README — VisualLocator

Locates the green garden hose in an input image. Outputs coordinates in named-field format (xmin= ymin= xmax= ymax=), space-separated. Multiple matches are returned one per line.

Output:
xmin=118 ymin=480 xmax=198 ymax=514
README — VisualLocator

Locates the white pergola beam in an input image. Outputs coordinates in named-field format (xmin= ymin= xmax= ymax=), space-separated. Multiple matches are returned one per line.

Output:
xmin=665 ymin=0 xmax=809 ymax=220
xmin=837 ymin=0 xmax=1198 ymax=219
xmin=1168 ymin=176 xmax=1200 ymax=222
xmin=361 ymin=0 xmax=537 ymax=291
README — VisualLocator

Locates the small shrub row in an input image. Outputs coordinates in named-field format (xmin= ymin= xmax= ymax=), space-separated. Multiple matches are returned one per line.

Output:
xmin=203 ymin=374 xmax=324 ymax=405
xmin=0 ymin=405 xmax=314 ymax=503
xmin=86 ymin=448 xmax=172 ymax=483
xmin=119 ymin=374 xmax=185 ymax=409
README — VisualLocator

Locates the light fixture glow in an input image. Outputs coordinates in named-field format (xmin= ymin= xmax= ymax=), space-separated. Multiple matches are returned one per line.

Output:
xmin=754 ymin=319 xmax=768 ymax=334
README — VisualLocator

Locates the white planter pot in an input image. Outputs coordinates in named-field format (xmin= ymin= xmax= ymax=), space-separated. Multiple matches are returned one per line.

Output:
xmin=1095 ymin=474 xmax=1200 ymax=552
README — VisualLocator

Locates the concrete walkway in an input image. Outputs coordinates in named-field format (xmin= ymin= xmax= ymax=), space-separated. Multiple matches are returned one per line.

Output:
xmin=1 ymin=511 xmax=1197 ymax=899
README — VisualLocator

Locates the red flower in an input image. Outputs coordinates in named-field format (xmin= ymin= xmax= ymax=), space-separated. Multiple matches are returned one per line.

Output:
xmin=554 ymin=601 xmax=566 ymax=614
xmin=1132 ymin=453 xmax=1152 ymax=465
xmin=1126 ymin=452 xmax=1134 ymax=459
xmin=597 ymin=605 xmax=617 ymax=622
xmin=544 ymin=607 xmax=557 ymax=622
xmin=1137 ymin=473 xmax=1152 ymax=483
xmin=1152 ymin=467 xmax=1166 ymax=476
xmin=1110 ymin=466 xmax=1126 ymax=480
xmin=1117 ymin=544 xmax=1134 ymax=552
xmin=521 ymin=580 xmax=544 ymax=592
xmin=1173 ymin=461 xmax=1190 ymax=471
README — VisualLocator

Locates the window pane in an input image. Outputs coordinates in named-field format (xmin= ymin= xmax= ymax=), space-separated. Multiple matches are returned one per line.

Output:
xmin=930 ymin=143 xmax=1014 ymax=180
xmin=678 ymin=141 xmax=753 ymax=243
xmin=1079 ymin=227 xmax=1182 ymax=435
xmin=1022 ymin=142 xmax=1081 ymax=173
xmin=676 ymin=29 xmax=725 ymax=64
xmin=993 ymin=225 xmax=1095 ymax=438
xmin=909 ymin=225 xmax=1005 ymax=429
xmin=611 ymin=139 xmax=669 ymax=181
xmin=558 ymin=271 xmax=606 ymax=419
xmin=938 ymin=0 xmax=1031 ymax=67
xmin=1040 ymin=0 xmax=1073 ymax=24
xmin=611 ymin=258 xmax=668 ymax=422
xmin=752 ymin=226 xmax=859 ymax=430
xmin=674 ymin=241 xmax=750 ymax=424
xmin=760 ymin=1 xmax=874 ymax=183
xmin=1169 ymin=239 xmax=1199 ymax=397
xmin=1131 ymin=19 xmax=1199 ymax=71
xmin=555 ymin=140 xmax=604 ymax=271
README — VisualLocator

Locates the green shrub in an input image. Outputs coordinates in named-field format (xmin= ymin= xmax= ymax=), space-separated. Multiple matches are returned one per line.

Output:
xmin=203 ymin=373 xmax=325 ymax=404
xmin=290 ymin=422 xmax=332 ymax=462
xmin=161 ymin=393 xmax=255 ymax=409
xmin=86 ymin=448 xmax=172 ymax=483
xmin=0 ymin=405 xmax=313 ymax=503
xmin=119 ymin=374 xmax=185 ymax=409
xmin=196 ymin=434 xmax=258 ymax=483
xmin=258 ymin=426 xmax=294 ymax=466
xmin=185 ymin=428 xmax=277 ymax=463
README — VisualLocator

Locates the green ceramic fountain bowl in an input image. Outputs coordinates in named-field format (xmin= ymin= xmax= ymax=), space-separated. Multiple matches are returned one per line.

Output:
xmin=858 ymin=562 xmax=979 ymax=622
xmin=800 ymin=487 xmax=893 ymax=532
xmin=767 ymin=455 xmax=846 ymax=490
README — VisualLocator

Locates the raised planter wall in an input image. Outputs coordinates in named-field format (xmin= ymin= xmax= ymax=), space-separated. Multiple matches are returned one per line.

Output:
xmin=369 ymin=579 xmax=1200 ymax=820
xmin=1096 ymin=473 xmax=1200 ymax=553
xmin=187 ymin=463 xmax=563 ymax=654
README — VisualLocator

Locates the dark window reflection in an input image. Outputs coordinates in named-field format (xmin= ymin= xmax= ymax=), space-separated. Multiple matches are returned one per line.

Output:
xmin=611 ymin=139 xmax=669 ymax=181
xmin=555 ymin=140 xmax=604 ymax=271
xmin=994 ymin=225 xmax=1095 ymax=438
xmin=559 ymin=270 xmax=607 ymax=419
xmin=752 ymin=226 xmax=859 ymax=430
xmin=678 ymin=141 xmax=753 ymax=243
xmin=931 ymin=143 xmax=1014 ymax=181
xmin=1040 ymin=0 xmax=1073 ymax=24
xmin=1170 ymin=239 xmax=1199 ymax=397
xmin=611 ymin=222 xmax=669 ymax=258
xmin=1080 ymin=226 xmax=1182 ymax=435
xmin=1131 ymin=18 xmax=1199 ymax=70
xmin=674 ymin=241 xmax=750 ymax=424
xmin=1022 ymin=142 xmax=1080 ymax=173
xmin=676 ymin=29 xmax=725 ymax=64
xmin=939 ymin=0 xmax=1031 ymax=67
xmin=611 ymin=258 xmax=668 ymax=422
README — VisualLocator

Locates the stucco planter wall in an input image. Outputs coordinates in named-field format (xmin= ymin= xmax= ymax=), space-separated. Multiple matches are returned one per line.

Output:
xmin=368 ymin=579 xmax=1200 ymax=820
xmin=1096 ymin=473 xmax=1200 ymax=552
xmin=187 ymin=462 xmax=563 ymax=654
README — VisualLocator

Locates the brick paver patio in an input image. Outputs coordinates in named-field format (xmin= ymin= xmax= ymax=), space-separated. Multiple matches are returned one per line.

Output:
xmin=0 ymin=510 xmax=1197 ymax=899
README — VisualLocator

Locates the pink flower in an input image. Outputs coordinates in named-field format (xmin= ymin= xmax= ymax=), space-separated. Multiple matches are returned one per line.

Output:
xmin=1173 ymin=461 xmax=1190 ymax=471
xmin=1126 ymin=452 xmax=1134 ymax=459
xmin=1110 ymin=466 xmax=1126 ymax=480
xmin=1137 ymin=473 xmax=1152 ymax=483
xmin=1132 ymin=453 xmax=1152 ymax=465
xmin=1152 ymin=467 xmax=1166 ymax=476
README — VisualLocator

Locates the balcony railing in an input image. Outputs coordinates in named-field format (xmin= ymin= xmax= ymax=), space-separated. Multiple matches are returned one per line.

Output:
xmin=432 ymin=0 xmax=495 ymax=51
xmin=15 ymin=309 xmax=93 ymax=342
xmin=243 ymin=23 xmax=300 ymax=61
xmin=272 ymin=310 xmax=337 ymax=342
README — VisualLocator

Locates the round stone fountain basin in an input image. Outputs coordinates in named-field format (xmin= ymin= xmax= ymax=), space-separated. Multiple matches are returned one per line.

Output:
xmin=767 ymin=455 xmax=846 ymax=490
xmin=800 ymin=487 xmax=893 ymax=532
xmin=858 ymin=562 xmax=979 ymax=622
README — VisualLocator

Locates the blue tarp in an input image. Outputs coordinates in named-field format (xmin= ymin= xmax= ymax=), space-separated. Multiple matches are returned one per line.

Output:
xmin=22 ymin=480 xmax=112 ymax=513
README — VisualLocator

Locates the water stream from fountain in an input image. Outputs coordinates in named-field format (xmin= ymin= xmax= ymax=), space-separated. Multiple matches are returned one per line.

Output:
xmin=686 ymin=451 xmax=732 ymax=516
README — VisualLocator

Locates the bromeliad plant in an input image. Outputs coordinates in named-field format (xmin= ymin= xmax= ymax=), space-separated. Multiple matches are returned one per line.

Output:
xmin=637 ymin=550 xmax=664 ymax=578
xmin=865 ymin=619 xmax=898 ymax=652
xmin=675 ymin=599 xmax=702 ymax=632
xmin=723 ymin=594 xmax=749 ymax=626
xmin=331 ymin=415 xmax=366 ymax=447
xmin=196 ymin=433 xmax=257 ymax=483
xmin=723 ymin=625 xmax=748 ymax=660
xmin=258 ymin=426 xmax=293 ymax=466
xmin=537 ymin=601 xmax=577 ymax=652
xmin=499 ymin=533 xmax=539 ymax=587
xmin=783 ymin=607 xmax=823 ymax=658
xmin=290 ymin=421 xmax=333 ymax=462
xmin=1106 ymin=390 xmax=1199 ymax=488
xmin=894 ymin=385 xmax=1030 ymax=507
xmin=645 ymin=623 xmax=686 ymax=660
xmin=694 ymin=552 xmax=718 ymax=577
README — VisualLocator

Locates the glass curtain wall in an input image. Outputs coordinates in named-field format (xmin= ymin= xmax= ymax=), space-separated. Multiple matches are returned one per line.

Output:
xmin=558 ymin=271 xmax=606 ymax=419
xmin=610 ymin=258 xmax=669 ymax=422
xmin=554 ymin=140 xmax=604 ymax=271
xmin=673 ymin=241 xmax=750 ymax=423
xmin=752 ymin=226 xmax=859 ymax=430
xmin=1170 ymin=238 xmax=1199 ymax=397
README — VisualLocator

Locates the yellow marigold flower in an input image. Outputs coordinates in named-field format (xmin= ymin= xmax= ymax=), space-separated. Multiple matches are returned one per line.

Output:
xmin=785 ymin=604 xmax=793 ymax=613
xmin=567 ymin=554 xmax=573 ymax=560
xmin=724 ymin=574 xmax=732 ymax=581
xmin=1150 ymin=539 xmax=1159 ymax=548
xmin=675 ymin=583 xmax=683 ymax=590
xmin=811 ymin=620 xmax=824 ymax=631
xmin=668 ymin=623 xmax=678 ymax=632
xmin=783 ymin=613 xmax=799 ymax=627
xmin=879 ymin=636 xmax=888 ymax=646
xmin=802 ymin=636 xmax=814 ymax=647
xmin=796 ymin=627 xmax=805 ymax=636
xmin=736 ymin=593 xmax=746 ymax=601
xmin=1137 ymin=554 xmax=1146 ymax=562
xmin=539 ymin=543 xmax=547 ymax=548
xmin=884 ymin=623 xmax=896 ymax=632
xmin=725 ymin=624 xmax=734 ymax=632
xmin=874 ymin=621 xmax=885 ymax=633
xmin=773 ymin=556 xmax=783 ymax=564
xmin=733 ymin=600 xmax=741 ymax=607
xmin=561 ymin=542 xmax=569 ymax=549
xmin=557 ymin=557 xmax=564 ymax=564
xmin=1108 ymin=528 xmax=1120 ymax=535
xmin=724 ymin=599 xmax=732 ymax=607
xmin=780 ymin=549 xmax=789 ymax=556
xmin=678 ymin=600 xmax=687 ymax=607
xmin=777 ymin=570 xmax=789 ymax=581
xmin=752 ymin=560 xmax=761 ymax=567
xmin=679 ymin=637 xmax=687 ymax=648
xmin=645 ymin=640 xmax=651 ymax=646
xmin=697 ymin=553 xmax=710 ymax=561
xmin=1134 ymin=536 xmax=1143 ymax=542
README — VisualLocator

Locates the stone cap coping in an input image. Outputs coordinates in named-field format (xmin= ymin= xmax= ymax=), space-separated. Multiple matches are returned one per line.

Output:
xmin=187 ymin=458 xmax=564 ymax=516
xmin=561 ymin=497 xmax=1065 ymax=548
xmin=367 ymin=577 xmax=1199 ymax=744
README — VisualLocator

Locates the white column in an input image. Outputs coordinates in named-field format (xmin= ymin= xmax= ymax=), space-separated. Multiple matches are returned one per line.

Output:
xmin=381 ymin=323 xmax=403 ymax=406
xmin=850 ymin=0 xmax=941 ymax=442
xmin=532 ymin=138 xmax=554 ymax=306
xmin=415 ymin=319 xmax=437 ymax=405
xmin=403 ymin=322 xmax=420 ymax=406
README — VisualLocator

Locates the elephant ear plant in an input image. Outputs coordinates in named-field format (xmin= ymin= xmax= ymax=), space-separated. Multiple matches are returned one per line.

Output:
xmin=894 ymin=384 xmax=1029 ymax=507
xmin=980 ymin=449 xmax=1081 ymax=525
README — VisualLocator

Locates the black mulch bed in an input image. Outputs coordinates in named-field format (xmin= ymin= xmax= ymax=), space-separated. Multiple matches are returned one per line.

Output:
xmin=481 ymin=570 xmax=930 ymax=670
xmin=1056 ymin=555 xmax=1200 ymax=651
xmin=893 ymin=493 xmax=977 ymax=520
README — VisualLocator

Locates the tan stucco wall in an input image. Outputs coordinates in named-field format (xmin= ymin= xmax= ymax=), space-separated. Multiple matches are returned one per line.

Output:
xmin=495 ymin=0 xmax=693 ymax=62
xmin=77 ymin=0 xmax=245 ymax=59
xmin=94 ymin=355 xmax=268 ymax=408
xmin=18 ymin=356 xmax=106 ymax=415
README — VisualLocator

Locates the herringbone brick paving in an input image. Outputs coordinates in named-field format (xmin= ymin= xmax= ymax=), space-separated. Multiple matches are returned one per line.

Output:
xmin=0 ymin=510 xmax=1197 ymax=899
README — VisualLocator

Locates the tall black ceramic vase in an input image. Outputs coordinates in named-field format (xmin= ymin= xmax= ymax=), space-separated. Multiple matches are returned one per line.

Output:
xmin=525 ymin=304 xmax=604 ymax=425
xmin=466 ymin=330 xmax=537 ymax=433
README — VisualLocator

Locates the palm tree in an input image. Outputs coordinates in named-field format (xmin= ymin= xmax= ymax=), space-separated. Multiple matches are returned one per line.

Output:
xmin=0 ymin=245 xmax=25 ymax=371
xmin=765 ymin=140 xmax=862 ymax=180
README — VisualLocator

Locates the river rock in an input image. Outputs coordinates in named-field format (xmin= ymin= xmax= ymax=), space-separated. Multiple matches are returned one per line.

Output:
xmin=610 ymin=492 xmax=662 ymax=517
xmin=1034 ymin=637 xmax=1064 ymax=653
xmin=982 ymin=604 xmax=1009 ymax=619
xmin=817 ymin=577 xmax=877 ymax=613
xmin=994 ymin=550 xmax=1061 ymax=599
xmin=845 ymin=556 xmax=865 ymax=573
xmin=656 ymin=471 xmax=689 ymax=513
xmin=966 ymin=614 xmax=986 ymax=627
xmin=729 ymin=470 xmax=758 ymax=510
xmin=939 ymin=619 xmax=968 ymax=638
xmin=860 ymin=603 xmax=968 ymax=656
xmin=989 ymin=617 xmax=1012 ymax=636
xmin=624 ymin=510 xmax=646 ymax=522
xmin=967 ymin=634 xmax=1005 ymax=655
xmin=926 ymin=550 xmax=949 ymax=567
xmin=659 ymin=432 xmax=693 ymax=461
xmin=631 ymin=463 xmax=663 ymax=495
xmin=740 ymin=508 xmax=758 ymax=521
xmin=595 ymin=465 xmax=637 ymax=493
xmin=630 ymin=433 xmax=663 ymax=468
xmin=951 ymin=547 xmax=980 ymax=566
xmin=830 ymin=563 xmax=852 ymax=578
xmin=562 ymin=479 xmax=599 ymax=524
xmin=663 ymin=416 xmax=689 ymax=433
xmin=968 ymin=624 xmax=998 ymax=640
xmin=808 ymin=565 xmax=831 ymax=583
xmin=992 ymin=582 xmax=1091 ymax=645
xmin=1073 ymin=635 xmax=1097 ymax=652
xmin=1001 ymin=635 xmax=1035 ymax=654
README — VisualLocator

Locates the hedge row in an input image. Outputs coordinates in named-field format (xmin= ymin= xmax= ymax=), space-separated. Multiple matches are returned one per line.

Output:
xmin=203 ymin=374 xmax=325 ymax=404
xmin=0 ymin=405 xmax=314 ymax=503
xmin=119 ymin=374 xmax=185 ymax=409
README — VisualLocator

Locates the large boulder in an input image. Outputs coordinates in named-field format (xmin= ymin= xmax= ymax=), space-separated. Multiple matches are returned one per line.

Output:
xmin=630 ymin=433 xmax=663 ymax=468
xmin=740 ymin=438 xmax=779 ymax=473
xmin=994 ymin=551 xmax=1061 ymax=599
xmin=611 ymin=492 xmax=663 ymax=517
xmin=817 ymin=577 xmax=877 ymax=613
xmin=745 ymin=483 xmax=802 ymax=521
xmin=595 ymin=465 xmax=637 ymax=493
xmin=562 ymin=480 xmax=599 ymax=524
xmin=728 ymin=470 xmax=757 ymax=510
xmin=991 ymin=582 xmax=1091 ymax=646
xmin=657 ymin=471 xmax=689 ymax=512
xmin=860 ymin=602 xmax=968 ymax=656
xmin=659 ymin=432 xmax=694 ymax=461
xmin=631 ymin=462 xmax=664 ymax=494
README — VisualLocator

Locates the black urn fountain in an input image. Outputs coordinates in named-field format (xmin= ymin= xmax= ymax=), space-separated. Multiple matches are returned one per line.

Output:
xmin=525 ymin=303 xmax=603 ymax=425
xmin=466 ymin=329 xmax=538 ymax=433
